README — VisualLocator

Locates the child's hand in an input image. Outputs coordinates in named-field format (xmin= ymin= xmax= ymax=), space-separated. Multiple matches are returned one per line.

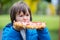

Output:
xmin=13 ymin=21 xmax=24 ymax=31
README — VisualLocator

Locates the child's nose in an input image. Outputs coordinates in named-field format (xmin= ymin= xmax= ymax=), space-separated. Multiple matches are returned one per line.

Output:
xmin=23 ymin=17 xmax=27 ymax=21
xmin=23 ymin=18 xmax=27 ymax=20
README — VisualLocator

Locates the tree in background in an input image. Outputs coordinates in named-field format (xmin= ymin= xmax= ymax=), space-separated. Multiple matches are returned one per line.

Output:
xmin=0 ymin=0 xmax=19 ymax=14
xmin=36 ymin=0 xmax=56 ymax=15
xmin=24 ymin=0 xmax=39 ymax=14
xmin=0 ymin=0 xmax=11 ymax=14
xmin=57 ymin=0 xmax=60 ymax=15
xmin=36 ymin=0 xmax=48 ymax=15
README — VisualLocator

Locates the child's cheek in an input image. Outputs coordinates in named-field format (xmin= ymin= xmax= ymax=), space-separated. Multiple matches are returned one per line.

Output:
xmin=16 ymin=17 xmax=23 ymax=22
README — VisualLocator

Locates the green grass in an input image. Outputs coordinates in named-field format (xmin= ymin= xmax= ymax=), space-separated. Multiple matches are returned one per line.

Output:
xmin=0 ymin=14 xmax=59 ymax=40
xmin=0 ymin=14 xmax=10 ymax=29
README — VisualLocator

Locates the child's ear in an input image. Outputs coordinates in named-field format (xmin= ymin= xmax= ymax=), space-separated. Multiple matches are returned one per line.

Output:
xmin=13 ymin=20 xmax=15 ymax=23
xmin=13 ymin=20 xmax=17 ymax=23
xmin=15 ymin=20 xmax=17 ymax=22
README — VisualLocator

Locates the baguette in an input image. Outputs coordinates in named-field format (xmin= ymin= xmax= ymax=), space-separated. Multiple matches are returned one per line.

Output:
xmin=14 ymin=22 xmax=46 ymax=29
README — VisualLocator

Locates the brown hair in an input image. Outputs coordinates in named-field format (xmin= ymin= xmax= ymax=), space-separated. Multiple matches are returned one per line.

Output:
xmin=10 ymin=1 xmax=32 ymax=23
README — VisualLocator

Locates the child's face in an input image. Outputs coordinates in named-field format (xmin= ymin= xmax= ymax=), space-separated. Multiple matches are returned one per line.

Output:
xmin=16 ymin=11 xmax=30 ymax=22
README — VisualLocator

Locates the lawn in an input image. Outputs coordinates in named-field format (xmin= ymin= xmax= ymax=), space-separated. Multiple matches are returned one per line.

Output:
xmin=0 ymin=14 xmax=59 ymax=40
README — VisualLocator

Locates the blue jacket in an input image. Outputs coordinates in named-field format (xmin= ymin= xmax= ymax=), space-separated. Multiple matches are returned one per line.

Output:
xmin=2 ymin=23 xmax=50 ymax=40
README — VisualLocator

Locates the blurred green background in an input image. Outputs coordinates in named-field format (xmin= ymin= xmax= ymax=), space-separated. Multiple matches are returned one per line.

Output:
xmin=0 ymin=0 xmax=59 ymax=40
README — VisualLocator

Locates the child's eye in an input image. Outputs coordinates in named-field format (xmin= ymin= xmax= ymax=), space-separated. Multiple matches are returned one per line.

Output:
xmin=26 ymin=14 xmax=29 ymax=16
xmin=19 ymin=15 xmax=23 ymax=17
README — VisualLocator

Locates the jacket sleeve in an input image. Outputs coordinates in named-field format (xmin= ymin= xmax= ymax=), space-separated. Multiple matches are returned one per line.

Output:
xmin=2 ymin=26 xmax=22 ymax=40
xmin=37 ymin=27 xmax=51 ymax=40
